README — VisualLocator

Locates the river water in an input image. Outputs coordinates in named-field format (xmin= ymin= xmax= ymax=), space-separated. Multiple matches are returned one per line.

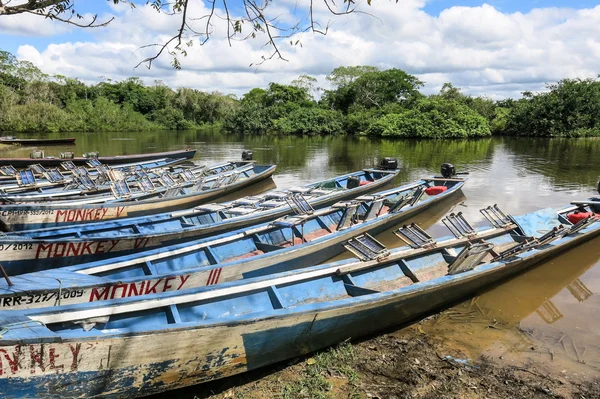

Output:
xmin=5 ymin=130 xmax=600 ymax=386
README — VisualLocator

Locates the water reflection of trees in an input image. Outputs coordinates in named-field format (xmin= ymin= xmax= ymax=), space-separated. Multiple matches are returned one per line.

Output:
xmin=501 ymin=137 xmax=600 ymax=189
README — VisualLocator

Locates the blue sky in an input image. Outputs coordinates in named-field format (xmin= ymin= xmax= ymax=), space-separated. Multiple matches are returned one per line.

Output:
xmin=424 ymin=0 xmax=600 ymax=14
xmin=1 ymin=0 xmax=600 ymax=98
xmin=3 ymin=0 xmax=598 ymax=54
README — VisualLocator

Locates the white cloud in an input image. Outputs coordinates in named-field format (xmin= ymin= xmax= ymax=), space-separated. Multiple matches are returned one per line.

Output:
xmin=0 ymin=12 xmax=71 ymax=36
xmin=7 ymin=1 xmax=600 ymax=98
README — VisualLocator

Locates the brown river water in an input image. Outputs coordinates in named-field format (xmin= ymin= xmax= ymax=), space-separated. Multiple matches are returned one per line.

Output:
xmin=5 ymin=130 xmax=600 ymax=388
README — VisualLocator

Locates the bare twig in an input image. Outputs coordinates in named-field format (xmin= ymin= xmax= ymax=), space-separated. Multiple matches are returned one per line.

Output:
xmin=135 ymin=0 xmax=190 ymax=69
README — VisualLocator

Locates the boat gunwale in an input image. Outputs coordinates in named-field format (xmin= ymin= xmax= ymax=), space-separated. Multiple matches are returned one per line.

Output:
xmin=3 ymin=203 xmax=599 ymax=344
xmin=57 ymin=177 xmax=465 ymax=274
xmin=14 ymin=167 xmax=399 ymax=235
xmin=0 ymin=163 xmax=277 ymax=209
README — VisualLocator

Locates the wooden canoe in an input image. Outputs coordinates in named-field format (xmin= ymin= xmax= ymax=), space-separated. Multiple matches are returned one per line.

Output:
xmin=0 ymin=161 xmax=237 ymax=203
xmin=0 ymin=148 xmax=196 ymax=167
xmin=0 ymin=176 xmax=465 ymax=300
xmin=0 ymin=203 xmax=598 ymax=397
xmin=0 ymin=163 xmax=277 ymax=231
xmin=0 ymin=136 xmax=76 ymax=145
xmin=3 ymin=167 xmax=398 ymax=251
xmin=0 ymin=157 xmax=190 ymax=186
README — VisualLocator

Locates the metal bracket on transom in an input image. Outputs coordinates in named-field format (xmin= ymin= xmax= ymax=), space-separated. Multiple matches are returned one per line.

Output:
xmin=394 ymin=223 xmax=435 ymax=248
xmin=286 ymin=193 xmax=314 ymax=215
xmin=480 ymin=204 xmax=512 ymax=228
xmin=442 ymin=212 xmax=476 ymax=238
xmin=343 ymin=233 xmax=390 ymax=261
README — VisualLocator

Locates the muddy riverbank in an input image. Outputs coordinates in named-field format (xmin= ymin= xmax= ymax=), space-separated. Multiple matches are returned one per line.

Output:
xmin=161 ymin=318 xmax=599 ymax=399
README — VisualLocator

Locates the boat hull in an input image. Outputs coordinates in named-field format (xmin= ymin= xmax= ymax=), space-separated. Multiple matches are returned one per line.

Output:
xmin=0 ymin=165 xmax=277 ymax=232
xmin=0 ymin=224 xmax=596 ymax=398
xmin=0 ymin=179 xmax=459 ymax=276
xmin=0 ymin=138 xmax=76 ymax=145
xmin=0 ymin=149 xmax=196 ymax=167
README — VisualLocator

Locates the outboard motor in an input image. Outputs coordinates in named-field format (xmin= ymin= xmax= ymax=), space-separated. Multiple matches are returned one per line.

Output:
xmin=347 ymin=176 xmax=361 ymax=189
xmin=440 ymin=163 xmax=456 ymax=178
xmin=379 ymin=157 xmax=398 ymax=170
xmin=30 ymin=150 xmax=44 ymax=159
xmin=597 ymin=179 xmax=600 ymax=195
xmin=242 ymin=150 xmax=253 ymax=161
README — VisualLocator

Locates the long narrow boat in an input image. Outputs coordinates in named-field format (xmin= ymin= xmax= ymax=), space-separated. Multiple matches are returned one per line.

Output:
xmin=0 ymin=157 xmax=189 ymax=186
xmin=0 ymin=163 xmax=277 ymax=231
xmin=0 ymin=136 xmax=76 ymax=145
xmin=0 ymin=161 xmax=232 ymax=203
xmin=0 ymin=202 xmax=598 ymax=397
xmin=0 ymin=166 xmax=394 ymax=231
xmin=0 ymin=148 xmax=196 ymax=167
xmin=8 ymin=167 xmax=398 ymax=241
xmin=0 ymin=175 xmax=464 ymax=299
xmin=0 ymin=162 xmax=206 ymax=199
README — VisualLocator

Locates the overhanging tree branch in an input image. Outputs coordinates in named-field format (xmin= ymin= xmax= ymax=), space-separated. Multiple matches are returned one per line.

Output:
xmin=0 ymin=0 xmax=373 ymax=69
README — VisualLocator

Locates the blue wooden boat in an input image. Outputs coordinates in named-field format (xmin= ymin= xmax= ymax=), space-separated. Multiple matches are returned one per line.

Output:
xmin=0 ymin=163 xmax=208 ymax=201
xmin=0 ymin=168 xmax=398 ymax=264
xmin=0 ymin=161 xmax=238 ymax=204
xmin=0 ymin=175 xmax=465 ymax=305
xmin=0 ymin=148 xmax=196 ymax=167
xmin=0 ymin=201 xmax=598 ymax=398
xmin=0 ymin=162 xmax=277 ymax=231
xmin=0 ymin=157 xmax=190 ymax=189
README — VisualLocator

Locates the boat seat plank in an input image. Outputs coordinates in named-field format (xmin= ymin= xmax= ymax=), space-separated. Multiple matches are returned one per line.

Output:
xmin=143 ymin=261 xmax=154 ymax=276
xmin=167 ymin=304 xmax=182 ymax=324
xmin=360 ymin=277 xmax=414 ymax=293
xmin=204 ymin=246 xmax=220 ymax=264
xmin=399 ymin=255 xmax=449 ymax=283
xmin=345 ymin=284 xmax=380 ymax=297
xmin=223 ymin=249 xmax=264 ymax=262
xmin=268 ymin=286 xmax=285 ymax=309
xmin=254 ymin=242 xmax=284 ymax=253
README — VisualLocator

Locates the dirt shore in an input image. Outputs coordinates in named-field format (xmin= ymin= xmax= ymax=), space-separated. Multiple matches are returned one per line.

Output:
xmin=155 ymin=315 xmax=598 ymax=399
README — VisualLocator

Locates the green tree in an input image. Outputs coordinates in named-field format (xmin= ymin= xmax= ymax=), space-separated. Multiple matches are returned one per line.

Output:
xmin=291 ymin=74 xmax=319 ymax=100
xmin=365 ymin=97 xmax=491 ymax=138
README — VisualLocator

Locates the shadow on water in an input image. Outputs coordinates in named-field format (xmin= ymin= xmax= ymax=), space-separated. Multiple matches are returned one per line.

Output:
xmin=425 ymin=235 xmax=600 ymax=380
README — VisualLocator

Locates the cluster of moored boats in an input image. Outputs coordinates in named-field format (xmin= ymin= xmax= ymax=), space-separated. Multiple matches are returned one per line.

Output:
xmin=0 ymin=149 xmax=598 ymax=398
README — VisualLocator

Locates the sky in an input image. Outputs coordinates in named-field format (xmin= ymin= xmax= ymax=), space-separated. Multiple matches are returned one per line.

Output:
xmin=1 ymin=0 xmax=600 ymax=99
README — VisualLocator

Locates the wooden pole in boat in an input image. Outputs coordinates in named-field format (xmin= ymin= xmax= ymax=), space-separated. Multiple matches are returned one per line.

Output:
xmin=0 ymin=263 xmax=13 ymax=286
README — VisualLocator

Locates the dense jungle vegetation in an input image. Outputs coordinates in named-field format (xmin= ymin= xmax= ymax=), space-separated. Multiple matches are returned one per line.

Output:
xmin=1 ymin=50 xmax=599 ymax=138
